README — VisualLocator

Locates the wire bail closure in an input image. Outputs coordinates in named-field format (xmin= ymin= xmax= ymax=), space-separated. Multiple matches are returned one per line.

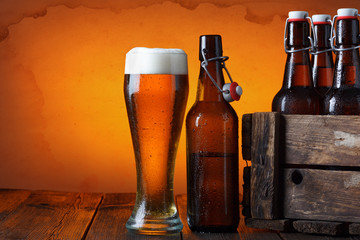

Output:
xmin=201 ymin=48 xmax=242 ymax=102
xmin=284 ymin=16 xmax=317 ymax=53
xmin=330 ymin=14 xmax=360 ymax=52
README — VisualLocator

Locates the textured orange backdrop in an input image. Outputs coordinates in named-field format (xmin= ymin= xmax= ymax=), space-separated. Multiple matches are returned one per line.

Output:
xmin=0 ymin=0 xmax=357 ymax=193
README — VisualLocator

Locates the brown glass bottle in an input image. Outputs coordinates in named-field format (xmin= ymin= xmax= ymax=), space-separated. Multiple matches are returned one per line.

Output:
xmin=311 ymin=16 xmax=334 ymax=98
xmin=272 ymin=14 xmax=320 ymax=114
xmin=186 ymin=35 xmax=239 ymax=232
xmin=323 ymin=10 xmax=360 ymax=115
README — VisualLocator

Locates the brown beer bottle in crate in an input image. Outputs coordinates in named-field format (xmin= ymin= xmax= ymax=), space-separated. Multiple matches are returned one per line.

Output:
xmin=272 ymin=11 xmax=320 ymax=114
xmin=323 ymin=8 xmax=360 ymax=115
xmin=311 ymin=14 xmax=334 ymax=101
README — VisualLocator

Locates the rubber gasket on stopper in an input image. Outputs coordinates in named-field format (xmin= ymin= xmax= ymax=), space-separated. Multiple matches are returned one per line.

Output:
xmin=313 ymin=21 xmax=331 ymax=24
xmin=230 ymin=82 xmax=240 ymax=101
xmin=288 ymin=18 xmax=308 ymax=22
xmin=337 ymin=16 xmax=358 ymax=20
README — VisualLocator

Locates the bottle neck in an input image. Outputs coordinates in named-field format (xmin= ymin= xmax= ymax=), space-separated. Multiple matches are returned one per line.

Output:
xmin=333 ymin=18 xmax=360 ymax=88
xmin=314 ymin=24 xmax=331 ymax=50
xmin=311 ymin=24 xmax=334 ymax=88
xmin=196 ymin=61 xmax=225 ymax=101
xmin=336 ymin=18 xmax=359 ymax=47
xmin=283 ymin=50 xmax=313 ymax=88
xmin=282 ymin=21 xmax=313 ymax=88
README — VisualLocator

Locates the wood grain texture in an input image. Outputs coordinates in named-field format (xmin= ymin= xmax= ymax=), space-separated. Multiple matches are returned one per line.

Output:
xmin=242 ymin=114 xmax=252 ymax=161
xmin=0 ymin=190 xmax=102 ymax=239
xmin=293 ymin=220 xmax=345 ymax=236
xmin=242 ymin=166 xmax=251 ymax=218
xmin=176 ymin=194 xmax=282 ymax=240
xmin=245 ymin=218 xmax=293 ymax=232
xmin=282 ymin=115 xmax=360 ymax=167
xmin=250 ymin=112 xmax=280 ymax=219
xmin=279 ymin=232 xmax=360 ymax=240
xmin=350 ymin=223 xmax=360 ymax=235
xmin=283 ymin=168 xmax=360 ymax=223
xmin=86 ymin=193 xmax=179 ymax=240
xmin=0 ymin=189 xmax=30 ymax=221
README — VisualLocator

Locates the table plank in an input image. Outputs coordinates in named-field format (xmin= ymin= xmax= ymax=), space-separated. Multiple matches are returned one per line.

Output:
xmin=176 ymin=194 xmax=282 ymax=240
xmin=0 ymin=189 xmax=30 ymax=221
xmin=85 ymin=193 xmax=180 ymax=240
xmin=0 ymin=190 xmax=102 ymax=239
xmin=280 ymin=232 xmax=360 ymax=240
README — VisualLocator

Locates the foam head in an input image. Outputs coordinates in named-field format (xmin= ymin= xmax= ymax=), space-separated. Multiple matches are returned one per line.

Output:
xmin=125 ymin=47 xmax=188 ymax=75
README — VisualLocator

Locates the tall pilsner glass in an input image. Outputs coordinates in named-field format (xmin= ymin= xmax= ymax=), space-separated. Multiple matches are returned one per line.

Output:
xmin=124 ymin=47 xmax=188 ymax=235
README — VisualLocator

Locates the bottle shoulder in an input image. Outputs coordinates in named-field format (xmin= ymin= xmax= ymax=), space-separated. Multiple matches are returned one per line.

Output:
xmin=272 ymin=87 xmax=320 ymax=114
xmin=186 ymin=101 xmax=238 ymax=123
xmin=325 ymin=87 xmax=360 ymax=99
xmin=323 ymin=87 xmax=360 ymax=115
xmin=273 ymin=87 xmax=320 ymax=100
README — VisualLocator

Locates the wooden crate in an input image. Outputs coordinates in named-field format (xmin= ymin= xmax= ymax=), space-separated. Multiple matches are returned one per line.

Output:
xmin=242 ymin=112 xmax=360 ymax=236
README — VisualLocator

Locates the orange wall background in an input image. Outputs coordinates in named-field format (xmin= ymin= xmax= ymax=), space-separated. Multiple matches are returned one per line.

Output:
xmin=0 ymin=0 xmax=357 ymax=193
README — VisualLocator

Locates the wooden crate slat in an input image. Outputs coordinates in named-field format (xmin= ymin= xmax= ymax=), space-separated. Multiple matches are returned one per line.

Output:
xmin=245 ymin=218 xmax=293 ymax=232
xmin=283 ymin=168 xmax=360 ymax=223
xmin=350 ymin=223 xmax=360 ymax=235
xmin=250 ymin=112 xmax=280 ymax=219
xmin=293 ymin=220 xmax=345 ymax=236
xmin=0 ymin=189 xmax=30 ymax=221
xmin=242 ymin=113 xmax=252 ymax=160
xmin=242 ymin=166 xmax=251 ymax=218
xmin=0 ymin=190 xmax=102 ymax=239
xmin=282 ymin=114 xmax=360 ymax=167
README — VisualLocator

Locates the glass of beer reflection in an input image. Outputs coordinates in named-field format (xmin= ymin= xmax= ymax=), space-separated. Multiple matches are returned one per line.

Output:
xmin=124 ymin=47 xmax=188 ymax=235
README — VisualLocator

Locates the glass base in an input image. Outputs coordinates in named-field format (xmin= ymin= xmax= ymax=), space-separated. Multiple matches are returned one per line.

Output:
xmin=126 ymin=215 xmax=183 ymax=235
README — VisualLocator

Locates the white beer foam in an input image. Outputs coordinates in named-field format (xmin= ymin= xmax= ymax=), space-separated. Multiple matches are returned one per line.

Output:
xmin=125 ymin=47 xmax=188 ymax=75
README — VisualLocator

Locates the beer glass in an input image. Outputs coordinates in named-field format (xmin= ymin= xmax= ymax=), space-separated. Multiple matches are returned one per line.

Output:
xmin=124 ymin=47 xmax=188 ymax=235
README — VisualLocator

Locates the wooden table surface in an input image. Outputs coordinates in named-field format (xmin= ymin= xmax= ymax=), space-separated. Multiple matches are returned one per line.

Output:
xmin=0 ymin=189 xmax=358 ymax=240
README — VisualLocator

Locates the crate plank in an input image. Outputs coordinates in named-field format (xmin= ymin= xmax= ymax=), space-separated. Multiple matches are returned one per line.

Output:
xmin=242 ymin=113 xmax=252 ymax=160
xmin=283 ymin=168 xmax=360 ymax=223
xmin=0 ymin=189 xmax=30 ymax=221
xmin=282 ymin=115 xmax=360 ymax=167
xmin=86 ymin=193 xmax=179 ymax=240
xmin=0 ymin=190 xmax=102 ymax=239
xmin=242 ymin=166 xmax=251 ymax=218
xmin=350 ymin=223 xmax=360 ymax=235
xmin=176 ymin=194 xmax=282 ymax=240
xmin=245 ymin=218 xmax=293 ymax=232
xmin=251 ymin=112 xmax=280 ymax=219
xmin=293 ymin=220 xmax=345 ymax=236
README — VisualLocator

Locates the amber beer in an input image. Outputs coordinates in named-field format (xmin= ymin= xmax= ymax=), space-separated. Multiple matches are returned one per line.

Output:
xmin=124 ymin=48 xmax=188 ymax=235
